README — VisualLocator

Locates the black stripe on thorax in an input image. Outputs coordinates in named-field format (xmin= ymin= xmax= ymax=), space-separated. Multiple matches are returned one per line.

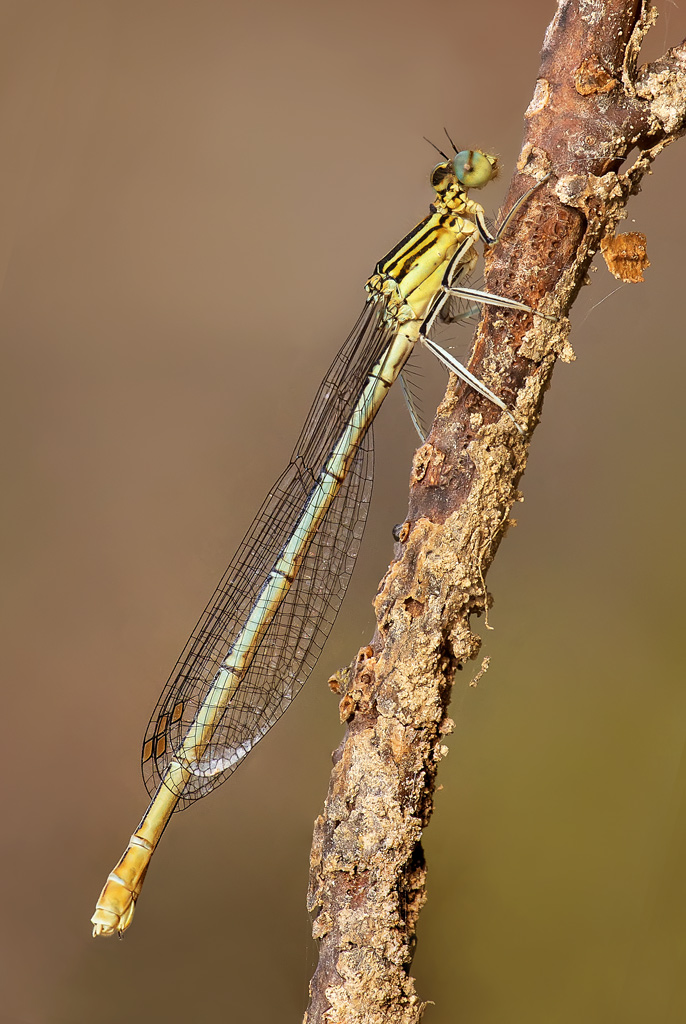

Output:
xmin=375 ymin=214 xmax=432 ymax=274
xmin=376 ymin=212 xmax=457 ymax=281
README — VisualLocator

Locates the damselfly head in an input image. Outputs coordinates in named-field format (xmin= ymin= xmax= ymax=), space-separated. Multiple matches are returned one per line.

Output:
xmin=453 ymin=150 xmax=499 ymax=189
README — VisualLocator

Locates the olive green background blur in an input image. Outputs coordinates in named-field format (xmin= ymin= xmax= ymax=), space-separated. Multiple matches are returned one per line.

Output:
xmin=2 ymin=1 xmax=686 ymax=1021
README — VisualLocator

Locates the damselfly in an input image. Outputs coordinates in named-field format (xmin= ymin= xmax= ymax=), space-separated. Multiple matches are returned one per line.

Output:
xmin=92 ymin=143 xmax=548 ymax=937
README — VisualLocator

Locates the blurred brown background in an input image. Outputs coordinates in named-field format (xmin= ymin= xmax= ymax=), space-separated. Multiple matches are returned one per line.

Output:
xmin=2 ymin=1 xmax=686 ymax=1021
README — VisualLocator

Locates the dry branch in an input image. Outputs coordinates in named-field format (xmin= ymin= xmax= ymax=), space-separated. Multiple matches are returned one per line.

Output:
xmin=305 ymin=3 xmax=686 ymax=1021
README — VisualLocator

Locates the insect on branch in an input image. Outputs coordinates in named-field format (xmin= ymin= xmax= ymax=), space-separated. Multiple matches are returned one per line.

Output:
xmin=305 ymin=3 xmax=686 ymax=1022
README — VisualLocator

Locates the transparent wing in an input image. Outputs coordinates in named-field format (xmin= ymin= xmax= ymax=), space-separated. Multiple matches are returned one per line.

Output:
xmin=437 ymin=291 xmax=482 ymax=325
xmin=142 ymin=302 xmax=394 ymax=808
xmin=437 ymin=266 xmax=485 ymax=326
xmin=399 ymin=365 xmax=427 ymax=441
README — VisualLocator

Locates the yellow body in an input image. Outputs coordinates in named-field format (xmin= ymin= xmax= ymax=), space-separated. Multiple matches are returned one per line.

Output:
xmin=92 ymin=151 xmax=515 ymax=937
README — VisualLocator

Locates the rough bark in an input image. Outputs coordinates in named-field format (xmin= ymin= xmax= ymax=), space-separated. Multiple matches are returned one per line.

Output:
xmin=305 ymin=3 xmax=686 ymax=1021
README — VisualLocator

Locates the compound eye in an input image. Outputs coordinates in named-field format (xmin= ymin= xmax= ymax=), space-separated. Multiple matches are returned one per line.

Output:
xmin=430 ymin=162 xmax=452 ymax=191
xmin=453 ymin=150 xmax=498 ymax=189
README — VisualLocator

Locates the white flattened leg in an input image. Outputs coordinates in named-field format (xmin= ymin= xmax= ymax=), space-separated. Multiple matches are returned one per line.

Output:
xmin=421 ymin=335 xmax=525 ymax=436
